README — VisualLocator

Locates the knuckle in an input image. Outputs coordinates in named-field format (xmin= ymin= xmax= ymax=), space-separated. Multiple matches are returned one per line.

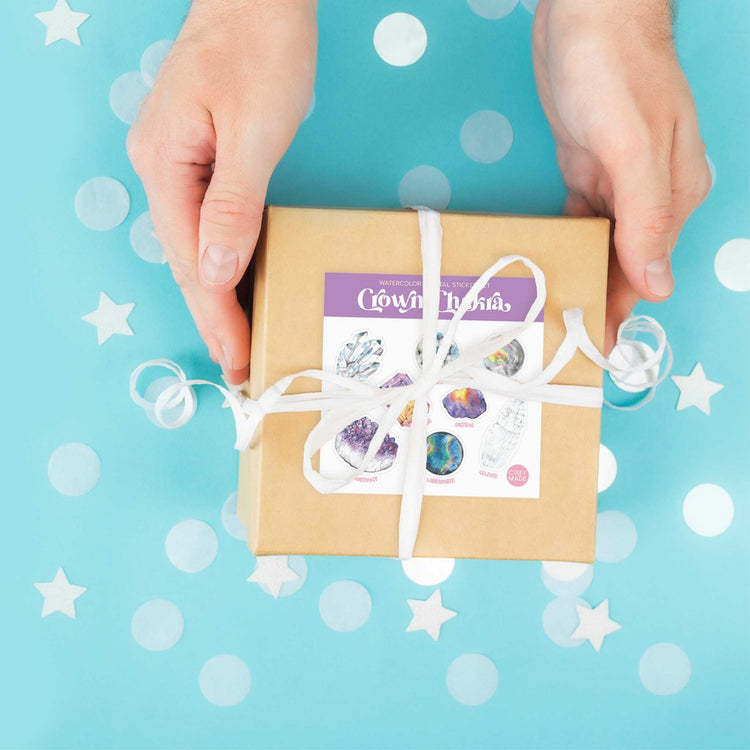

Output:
xmin=641 ymin=205 xmax=674 ymax=239
xmin=201 ymin=189 xmax=263 ymax=231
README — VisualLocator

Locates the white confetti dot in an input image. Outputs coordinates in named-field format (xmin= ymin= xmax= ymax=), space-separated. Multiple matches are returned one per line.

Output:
xmin=165 ymin=520 xmax=218 ymax=573
xmin=706 ymin=155 xmax=716 ymax=189
xmin=446 ymin=654 xmax=498 ymax=706
xmin=401 ymin=557 xmax=455 ymax=586
xmin=596 ymin=510 xmax=637 ymax=563
xmin=639 ymin=643 xmax=691 ymax=696
xmin=541 ymin=561 xmax=590 ymax=582
xmin=521 ymin=0 xmax=539 ymax=12
xmin=143 ymin=376 xmax=196 ymax=429
xmin=608 ymin=340 xmax=658 ymax=393
xmin=598 ymin=443 xmax=617 ymax=492
xmin=460 ymin=110 xmax=513 ymax=164
xmin=319 ymin=580 xmax=371 ymax=632
xmin=373 ymin=13 xmax=427 ymax=67
xmin=109 ymin=72 xmax=150 ymax=125
xmin=714 ymin=238 xmax=750 ymax=292
xmin=466 ymin=0 xmax=518 ymax=20
xmin=75 ymin=177 xmax=130 ymax=231
xmin=130 ymin=211 xmax=166 ymax=264
xmin=540 ymin=564 xmax=593 ymax=597
xmin=542 ymin=597 xmax=589 ymax=648
xmin=221 ymin=491 xmax=246 ymax=541
xmin=140 ymin=39 xmax=173 ymax=87
xmin=199 ymin=655 xmax=251 ymax=706
xmin=131 ymin=599 xmax=183 ymax=651
xmin=303 ymin=90 xmax=316 ymax=121
xmin=48 ymin=442 xmax=101 ymax=496
xmin=257 ymin=556 xmax=307 ymax=598
xmin=398 ymin=165 xmax=451 ymax=210
xmin=683 ymin=483 xmax=734 ymax=537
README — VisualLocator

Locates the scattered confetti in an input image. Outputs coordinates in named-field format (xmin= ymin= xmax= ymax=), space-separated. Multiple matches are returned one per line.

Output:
xmin=446 ymin=654 xmax=498 ymax=706
xmin=131 ymin=599 xmax=184 ymax=651
xmin=165 ymin=520 xmax=218 ymax=573
xmin=570 ymin=599 xmax=621 ymax=652
xmin=541 ymin=561 xmax=590 ymax=583
xmin=460 ymin=110 xmax=514 ymax=164
xmin=199 ymin=655 xmax=252 ymax=707
xmin=398 ymin=165 xmax=451 ymax=210
xmin=35 ymin=0 xmax=89 ymax=46
xmin=221 ymin=491 xmax=247 ymax=541
xmin=596 ymin=510 xmax=637 ymax=563
xmin=109 ymin=72 xmax=150 ymax=125
xmin=597 ymin=443 xmax=617 ymax=492
xmin=401 ymin=557 xmax=455 ymax=586
xmin=542 ymin=596 xmax=589 ymax=648
xmin=48 ymin=442 xmax=100 ymax=496
xmin=247 ymin=556 xmax=299 ymax=599
xmin=466 ymin=0 xmax=519 ymax=20
xmin=140 ymin=39 xmax=173 ymax=86
xmin=683 ymin=483 xmax=734 ymax=537
xmin=81 ymin=292 xmax=134 ymax=345
xmin=319 ymin=580 xmax=372 ymax=632
xmin=639 ymin=643 xmax=691 ymax=696
xmin=373 ymin=13 xmax=427 ymax=67
xmin=34 ymin=567 xmax=86 ymax=618
xmin=406 ymin=589 xmax=457 ymax=641
xmin=714 ymin=238 xmax=750 ymax=292
xmin=130 ymin=211 xmax=166 ymax=263
xmin=74 ymin=176 xmax=130 ymax=231
xmin=671 ymin=363 xmax=724 ymax=415
xmin=540 ymin=564 xmax=593 ymax=597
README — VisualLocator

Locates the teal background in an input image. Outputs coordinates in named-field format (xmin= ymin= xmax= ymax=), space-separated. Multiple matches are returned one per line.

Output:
xmin=2 ymin=1 xmax=748 ymax=748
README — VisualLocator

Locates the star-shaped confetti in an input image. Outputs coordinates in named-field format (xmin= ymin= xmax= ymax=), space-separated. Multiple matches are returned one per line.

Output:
xmin=82 ymin=292 xmax=134 ymax=344
xmin=570 ymin=599 xmax=621 ymax=652
xmin=34 ymin=567 xmax=87 ymax=618
xmin=671 ymin=362 xmax=724 ymax=415
xmin=406 ymin=589 xmax=457 ymax=641
xmin=247 ymin=556 xmax=298 ymax=599
xmin=35 ymin=0 xmax=89 ymax=46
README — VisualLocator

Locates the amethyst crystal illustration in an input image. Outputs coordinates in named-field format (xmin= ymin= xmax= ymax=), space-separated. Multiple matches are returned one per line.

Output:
xmin=334 ymin=416 xmax=398 ymax=472
xmin=336 ymin=331 xmax=384 ymax=381
xmin=379 ymin=372 xmax=417 ymax=426
xmin=480 ymin=399 xmax=527 ymax=470
xmin=483 ymin=339 xmax=525 ymax=378
xmin=415 ymin=332 xmax=459 ymax=369
xmin=442 ymin=387 xmax=487 ymax=420
xmin=425 ymin=431 xmax=464 ymax=476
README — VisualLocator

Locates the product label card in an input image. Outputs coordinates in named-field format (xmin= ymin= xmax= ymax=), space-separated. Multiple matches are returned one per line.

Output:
xmin=320 ymin=273 xmax=544 ymax=498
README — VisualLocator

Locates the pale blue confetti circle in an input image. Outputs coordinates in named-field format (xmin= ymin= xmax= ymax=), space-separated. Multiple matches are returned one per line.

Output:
xmin=446 ymin=654 xmax=498 ymax=706
xmin=131 ymin=599 xmax=184 ymax=651
xmin=521 ymin=0 xmax=539 ymax=12
xmin=460 ymin=110 xmax=513 ymax=164
xmin=48 ymin=442 xmax=101 ymax=497
xmin=221 ymin=491 xmax=247 ymax=541
xmin=398 ymin=166 xmax=451 ymax=210
xmin=706 ymin=155 xmax=716 ymax=189
xmin=373 ymin=13 xmax=427 ymax=67
xmin=466 ymin=0 xmax=518 ymax=20
xmin=140 ymin=39 xmax=173 ymax=87
xmin=542 ymin=596 xmax=589 ymax=648
xmin=257 ymin=556 xmax=307 ymax=598
xmin=143 ymin=376 xmax=196 ymax=429
xmin=639 ymin=643 xmax=691 ymax=696
xmin=714 ymin=238 xmax=750 ymax=292
xmin=130 ymin=211 xmax=166 ymax=264
xmin=199 ymin=655 xmax=252 ymax=706
xmin=596 ymin=510 xmax=637 ymax=563
xmin=319 ymin=580 xmax=371 ymax=632
xmin=74 ymin=177 xmax=130 ymax=231
xmin=165 ymin=520 xmax=218 ymax=573
xmin=541 ymin=564 xmax=593 ymax=597
xmin=304 ymin=90 xmax=316 ymax=121
xmin=109 ymin=72 xmax=150 ymax=125
xmin=598 ymin=443 xmax=617 ymax=492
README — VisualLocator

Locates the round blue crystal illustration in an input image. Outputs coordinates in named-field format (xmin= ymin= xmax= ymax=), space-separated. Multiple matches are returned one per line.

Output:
xmin=442 ymin=387 xmax=487 ymax=420
xmin=415 ymin=332 xmax=460 ymax=369
xmin=336 ymin=331 xmax=384 ymax=381
xmin=483 ymin=339 xmax=525 ymax=378
xmin=425 ymin=431 xmax=464 ymax=475
xmin=334 ymin=416 xmax=399 ymax=472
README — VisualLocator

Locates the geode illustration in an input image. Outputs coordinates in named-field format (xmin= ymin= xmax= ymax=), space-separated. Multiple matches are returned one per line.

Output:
xmin=379 ymin=372 xmax=418 ymax=426
xmin=480 ymin=399 xmax=527 ymax=470
xmin=415 ymin=332 xmax=460 ymax=369
xmin=425 ymin=431 xmax=464 ymax=476
xmin=336 ymin=331 xmax=384 ymax=381
xmin=334 ymin=416 xmax=398 ymax=472
xmin=442 ymin=387 xmax=487 ymax=420
xmin=483 ymin=339 xmax=525 ymax=378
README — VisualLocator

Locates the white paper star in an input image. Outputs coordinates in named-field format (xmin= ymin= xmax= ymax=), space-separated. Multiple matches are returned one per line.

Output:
xmin=35 ymin=0 xmax=89 ymax=46
xmin=570 ymin=599 xmax=621 ymax=652
xmin=247 ymin=556 xmax=298 ymax=599
xmin=82 ymin=292 xmax=134 ymax=344
xmin=34 ymin=567 xmax=87 ymax=618
xmin=671 ymin=362 xmax=724 ymax=415
xmin=406 ymin=589 xmax=457 ymax=641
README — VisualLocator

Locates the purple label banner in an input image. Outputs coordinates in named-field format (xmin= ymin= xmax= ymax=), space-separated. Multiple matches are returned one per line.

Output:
xmin=324 ymin=273 xmax=544 ymax=322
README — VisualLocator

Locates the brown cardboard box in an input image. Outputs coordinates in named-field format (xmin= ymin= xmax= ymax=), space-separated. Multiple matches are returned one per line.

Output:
xmin=237 ymin=206 xmax=610 ymax=561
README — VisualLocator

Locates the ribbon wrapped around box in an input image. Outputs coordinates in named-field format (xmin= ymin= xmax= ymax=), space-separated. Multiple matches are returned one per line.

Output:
xmin=131 ymin=206 xmax=670 ymax=561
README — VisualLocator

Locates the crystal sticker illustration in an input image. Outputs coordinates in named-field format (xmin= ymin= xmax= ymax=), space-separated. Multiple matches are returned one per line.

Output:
xmin=334 ymin=417 xmax=399 ymax=472
xmin=480 ymin=399 xmax=527 ymax=470
xmin=336 ymin=331 xmax=384 ymax=380
xmin=415 ymin=332 xmax=459 ymax=368
xmin=380 ymin=372 xmax=420 ymax=426
xmin=426 ymin=432 xmax=464 ymax=476
xmin=483 ymin=338 xmax=525 ymax=377
xmin=442 ymin=387 xmax=487 ymax=420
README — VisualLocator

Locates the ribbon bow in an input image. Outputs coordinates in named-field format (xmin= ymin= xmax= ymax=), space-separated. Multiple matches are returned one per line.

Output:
xmin=130 ymin=208 xmax=671 ymax=559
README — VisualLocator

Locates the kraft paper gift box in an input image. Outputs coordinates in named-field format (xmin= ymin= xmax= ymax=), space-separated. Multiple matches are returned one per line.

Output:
xmin=237 ymin=205 xmax=610 ymax=561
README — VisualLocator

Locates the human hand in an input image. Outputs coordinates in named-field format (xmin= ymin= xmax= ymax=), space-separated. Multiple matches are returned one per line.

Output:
xmin=532 ymin=0 xmax=711 ymax=352
xmin=127 ymin=0 xmax=317 ymax=383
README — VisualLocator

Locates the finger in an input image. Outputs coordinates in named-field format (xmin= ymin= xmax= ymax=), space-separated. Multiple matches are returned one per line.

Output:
xmin=563 ymin=190 xmax=596 ymax=218
xmin=605 ymin=250 xmax=640 ymax=356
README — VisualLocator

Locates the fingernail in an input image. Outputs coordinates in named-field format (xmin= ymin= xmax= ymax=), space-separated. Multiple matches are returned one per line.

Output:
xmin=221 ymin=344 xmax=233 ymax=371
xmin=201 ymin=245 xmax=238 ymax=285
xmin=645 ymin=256 xmax=674 ymax=298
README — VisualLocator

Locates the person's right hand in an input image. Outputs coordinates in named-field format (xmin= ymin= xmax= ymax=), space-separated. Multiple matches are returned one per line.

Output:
xmin=127 ymin=0 xmax=318 ymax=384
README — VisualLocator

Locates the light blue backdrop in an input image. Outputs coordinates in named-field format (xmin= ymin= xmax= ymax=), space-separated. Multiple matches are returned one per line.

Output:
xmin=2 ymin=1 xmax=748 ymax=748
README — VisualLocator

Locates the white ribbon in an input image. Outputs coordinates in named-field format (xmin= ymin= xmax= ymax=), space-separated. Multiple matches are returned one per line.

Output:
xmin=130 ymin=208 xmax=671 ymax=559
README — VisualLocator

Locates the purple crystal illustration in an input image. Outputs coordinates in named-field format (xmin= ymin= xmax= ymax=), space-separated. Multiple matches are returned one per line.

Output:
xmin=336 ymin=331 xmax=384 ymax=381
xmin=415 ymin=332 xmax=459 ymax=369
xmin=442 ymin=387 xmax=487 ymax=420
xmin=483 ymin=339 xmax=525 ymax=378
xmin=480 ymin=399 xmax=527 ymax=470
xmin=425 ymin=431 xmax=464 ymax=476
xmin=334 ymin=416 xmax=399 ymax=472
xmin=379 ymin=372 xmax=418 ymax=426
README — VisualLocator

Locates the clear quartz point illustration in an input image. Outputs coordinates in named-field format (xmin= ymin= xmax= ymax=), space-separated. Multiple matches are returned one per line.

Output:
xmin=336 ymin=331 xmax=384 ymax=380
xmin=480 ymin=399 xmax=527 ymax=470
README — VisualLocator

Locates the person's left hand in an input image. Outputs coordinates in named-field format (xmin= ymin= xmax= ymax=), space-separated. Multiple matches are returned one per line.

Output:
xmin=532 ymin=0 xmax=711 ymax=352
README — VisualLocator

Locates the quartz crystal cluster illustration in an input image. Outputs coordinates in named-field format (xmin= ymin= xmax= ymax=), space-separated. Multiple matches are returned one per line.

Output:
xmin=336 ymin=331 xmax=384 ymax=380
xmin=480 ymin=399 xmax=527 ymax=470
